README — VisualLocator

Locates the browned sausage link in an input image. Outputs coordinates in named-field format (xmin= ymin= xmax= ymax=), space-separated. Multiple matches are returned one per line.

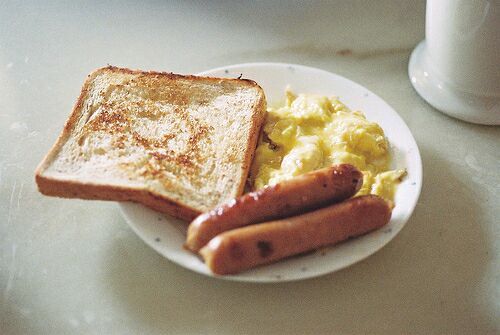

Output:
xmin=200 ymin=195 xmax=391 ymax=275
xmin=185 ymin=164 xmax=363 ymax=252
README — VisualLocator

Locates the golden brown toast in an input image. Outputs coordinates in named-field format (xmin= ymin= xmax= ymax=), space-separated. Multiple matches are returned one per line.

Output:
xmin=35 ymin=66 xmax=267 ymax=221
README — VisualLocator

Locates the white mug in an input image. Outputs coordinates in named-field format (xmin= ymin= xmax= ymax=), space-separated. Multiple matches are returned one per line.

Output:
xmin=409 ymin=0 xmax=500 ymax=125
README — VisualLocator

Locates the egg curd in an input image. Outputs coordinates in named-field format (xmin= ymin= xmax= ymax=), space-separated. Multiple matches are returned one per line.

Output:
xmin=250 ymin=90 xmax=406 ymax=202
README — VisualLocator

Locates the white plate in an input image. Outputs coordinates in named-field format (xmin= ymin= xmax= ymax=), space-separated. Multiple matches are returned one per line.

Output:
xmin=119 ymin=63 xmax=422 ymax=283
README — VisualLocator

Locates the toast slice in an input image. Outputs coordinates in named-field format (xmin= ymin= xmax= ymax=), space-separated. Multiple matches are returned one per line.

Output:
xmin=35 ymin=66 xmax=266 ymax=221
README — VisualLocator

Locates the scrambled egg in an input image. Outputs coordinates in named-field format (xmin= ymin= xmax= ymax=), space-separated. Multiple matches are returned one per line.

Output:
xmin=250 ymin=90 xmax=406 ymax=202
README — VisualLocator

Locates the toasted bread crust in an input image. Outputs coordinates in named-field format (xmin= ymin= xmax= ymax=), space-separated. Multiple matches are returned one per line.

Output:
xmin=35 ymin=68 xmax=99 ymax=178
xmin=35 ymin=173 xmax=201 ymax=221
xmin=234 ymin=90 xmax=266 ymax=196
xmin=35 ymin=66 xmax=267 ymax=221
xmin=99 ymin=65 xmax=264 ymax=88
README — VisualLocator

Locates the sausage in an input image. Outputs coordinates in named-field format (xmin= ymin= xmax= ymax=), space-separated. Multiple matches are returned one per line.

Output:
xmin=199 ymin=195 xmax=391 ymax=275
xmin=185 ymin=164 xmax=363 ymax=252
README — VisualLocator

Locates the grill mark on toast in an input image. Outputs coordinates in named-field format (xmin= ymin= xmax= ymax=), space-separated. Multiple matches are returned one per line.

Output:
xmin=85 ymin=108 xmax=129 ymax=132
xmin=79 ymin=86 xmax=213 ymax=177
xmin=79 ymin=79 xmax=216 ymax=186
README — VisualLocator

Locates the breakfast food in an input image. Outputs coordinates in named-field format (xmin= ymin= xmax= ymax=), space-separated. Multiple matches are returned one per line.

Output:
xmin=195 ymin=90 xmax=404 ymax=274
xmin=185 ymin=164 xmax=363 ymax=252
xmin=200 ymin=195 xmax=392 ymax=275
xmin=35 ymin=66 xmax=266 ymax=221
xmin=36 ymin=66 xmax=404 ymax=276
xmin=251 ymin=90 xmax=406 ymax=202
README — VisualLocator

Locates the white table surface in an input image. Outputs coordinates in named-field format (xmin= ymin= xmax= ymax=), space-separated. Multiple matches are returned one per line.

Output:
xmin=1 ymin=1 xmax=499 ymax=334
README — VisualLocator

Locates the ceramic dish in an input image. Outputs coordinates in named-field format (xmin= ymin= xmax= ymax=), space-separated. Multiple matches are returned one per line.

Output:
xmin=119 ymin=63 xmax=422 ymax=282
